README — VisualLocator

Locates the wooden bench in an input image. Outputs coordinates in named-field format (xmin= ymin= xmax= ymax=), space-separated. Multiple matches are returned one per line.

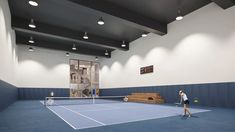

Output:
xmin=127 ymin=92 xmax=164 ymax=104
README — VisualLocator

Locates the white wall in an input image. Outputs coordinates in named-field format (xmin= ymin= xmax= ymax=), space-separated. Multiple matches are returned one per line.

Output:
xmin=100 ymin=3 xmax=235 ymax=88
xmin=0 ymin=0 xmax=17 ymax=85
xmin=2 ymin=1 xmax=235 ymax=89
xmin=17 ymin=45 xmax=99 ymax=88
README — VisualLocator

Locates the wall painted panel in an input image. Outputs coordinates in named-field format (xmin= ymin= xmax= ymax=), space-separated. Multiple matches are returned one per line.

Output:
xmin=0 ymin=80 xmax=18 ymax=111
xmin=0 ymin=0 xmax=17 ymax=85
xmin=17 ymin=45 xmax=99 ymax=88
xmin=18 ymin=88 xmax=69 ymax=100
xmin=0 ymin=0 xmax=18 ymax=111
xmin=100 ymin=3 xmax=235 ymax=88
xmin=16 ymin=81 xmax=235 ymax=108
xmin=100 ymin=82 xmax=235 ymax=108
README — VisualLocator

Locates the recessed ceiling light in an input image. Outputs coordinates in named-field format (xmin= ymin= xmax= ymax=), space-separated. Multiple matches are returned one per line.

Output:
xmin=28 ymin=36 xmax=35 ymax=43
xmin=176 ymin=10 xmax=183 ymax=21
xmin=72 ymin=44 xmax=76 ymax=50
xmin=28 ymin=0 xmax=38 ymax=7
xmin=66 ymin=52 xmax=70 ymax=57
xmin=141 ymin=33 xmax=147 ymax=37
xmin=83 ymin=32 xmax=88 ymax=39
xmin=105 ymin=50 xmax=109 ymax=56
xmin=121 ymin=41 xmax=126 ymax=47
xmin=28 ymin=47 xmax=34 ymax=52
xmin=176 ymin=16 xmax=183 ymax=21
xmin=29 ymin=19 xmax=36 ymax=28
xmin=97 ymin=17 xmax=104 ymax=25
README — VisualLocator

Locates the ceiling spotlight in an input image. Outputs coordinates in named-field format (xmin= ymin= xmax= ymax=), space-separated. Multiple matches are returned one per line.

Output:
xmin=121 ymin=41 xmax=126 ymax=47
xmin=105 ymin=50 xmax=109 ymax=56
xmin=28 ymin=36 xmax=35 ymax=44
xmin=28 ymin=0 xmax=38 ymax=7
xmin=97 ymin=17 xmax=104 ymax=25
xmin=176 ymin=10 xmax=183 ymax=21
xmin=141 ymin=33 xmax=147 ymax=37
xmin=72 ymin=44 xmax=77 ymax=50
xmin=176 ymin=15 xmax=183 ymax=21
xmin=66 ymin=52 xmax=70 ymax=57
xmin=95 ymin=56 xmax=98 ymax=61
xmin=83 ymin=32 xmax=88 ymax=39
xmin=29 ymin=19 xmax=36 ymax=28
xmin=28 ymin=47 xmax=34 ymax=52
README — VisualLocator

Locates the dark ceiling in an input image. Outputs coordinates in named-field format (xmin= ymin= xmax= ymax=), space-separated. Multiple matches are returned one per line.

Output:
xmin=8 ymin=0 xmax=234 ymax=58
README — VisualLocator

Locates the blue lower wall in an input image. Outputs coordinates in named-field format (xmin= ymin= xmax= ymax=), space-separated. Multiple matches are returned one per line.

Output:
xmin=100 ymin=82 xmax=235 ymax=108
xmin=0 ymin=80 xmax=18 ymax=111
xmin=18 ymin=88 xmax=70 ymax=100
xmin=16 ymin=82 xmax=235 ymax=108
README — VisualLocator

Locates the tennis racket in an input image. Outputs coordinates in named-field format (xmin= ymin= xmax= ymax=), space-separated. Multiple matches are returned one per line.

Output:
xmin=174 ymin=102 xmax=181 ymax=107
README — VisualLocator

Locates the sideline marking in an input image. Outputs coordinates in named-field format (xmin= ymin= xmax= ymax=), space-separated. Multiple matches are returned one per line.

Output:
xmin=61 ymin=106 xmax=106 ymax=125
xmin=47 ymin=106 xmax=77 ymax=130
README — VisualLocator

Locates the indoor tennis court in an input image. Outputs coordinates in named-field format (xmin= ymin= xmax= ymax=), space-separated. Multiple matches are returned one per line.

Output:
xmin=1 ymin=0 xmax=235 ymax=132
xmin=41 ymin=98 xmax=210 ymax=130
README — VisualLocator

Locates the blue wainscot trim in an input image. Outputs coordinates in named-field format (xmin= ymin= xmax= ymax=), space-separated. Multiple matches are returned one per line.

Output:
xmin=18 ymin=88 xmax=70 ymax=100
xmin=100 ymin=82 xmax=235 ymax=108
xmin=0 ymin=80 xmax=18 ymax=111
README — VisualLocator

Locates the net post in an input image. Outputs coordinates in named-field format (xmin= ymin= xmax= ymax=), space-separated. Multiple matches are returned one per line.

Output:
xmin=92 ymin=96 xmax=95 ymax=104
xmin=44 ymin=97 xmax=47 ymax=106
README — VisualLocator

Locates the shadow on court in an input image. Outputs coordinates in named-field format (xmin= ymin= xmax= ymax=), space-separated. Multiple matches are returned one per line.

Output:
xmin=180 ymin=115 xmax=199 ymax=120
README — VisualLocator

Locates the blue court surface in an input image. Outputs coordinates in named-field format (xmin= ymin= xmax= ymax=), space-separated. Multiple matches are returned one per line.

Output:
xmin=42 ymin=101 xmax=210 ymax=130
xmin=2 ymin=101 xmax=235 ymax=132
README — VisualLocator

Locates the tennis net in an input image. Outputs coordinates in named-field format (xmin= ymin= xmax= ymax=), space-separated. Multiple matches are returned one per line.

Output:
xmin=44 ymin=96 xmax=126 ymax=106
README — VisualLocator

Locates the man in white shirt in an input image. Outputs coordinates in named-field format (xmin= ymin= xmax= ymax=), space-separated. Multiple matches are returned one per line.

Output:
xmin=179 ymin=90 xmax=191 ymax=117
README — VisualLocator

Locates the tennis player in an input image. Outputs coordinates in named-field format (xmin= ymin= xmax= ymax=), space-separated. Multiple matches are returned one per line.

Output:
xmin=179 ymin=90 xmax=191 ymax=117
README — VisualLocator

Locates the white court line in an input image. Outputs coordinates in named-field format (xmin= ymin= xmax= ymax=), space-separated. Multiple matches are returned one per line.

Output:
xmin=60 ymin=105 xmax=106 ymax=126
xmin=97 ymin=103 xmax=121 ymax=109
xmin=46 ymin=106 xmax=77 ymax=130
xmin=87 ymin=110 xmax=211 ymax=128
xmin=64 ymin=104 xmax=210 ymax=129
xmin=39 ymin=101 xmax=44 ymax=105
xmin=41 ymin=101 xmax=211 ymax=130
xmin=73 ymin=107 xmax=120 ymax=112
xmin=51 ymin=105 xmax=210 ymax=130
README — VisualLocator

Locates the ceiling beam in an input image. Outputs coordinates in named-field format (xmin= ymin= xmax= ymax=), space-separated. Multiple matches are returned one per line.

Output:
xmin=16 ymin=35 xmax=111 ymax=58
xmin=68 ymin=0 xmax=167 ymax=35
xmin=212 ymin=0 xmax=235 ymax=9
xmin=12 ymin=16 xmax=128 ymax=51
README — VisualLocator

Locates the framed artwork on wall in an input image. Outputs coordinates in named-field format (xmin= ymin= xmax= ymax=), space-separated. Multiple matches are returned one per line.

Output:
xmin=140 ymin=65 xmax=154 ymax=74
xmin=69 ymin=59 xmax=99 ymax=97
